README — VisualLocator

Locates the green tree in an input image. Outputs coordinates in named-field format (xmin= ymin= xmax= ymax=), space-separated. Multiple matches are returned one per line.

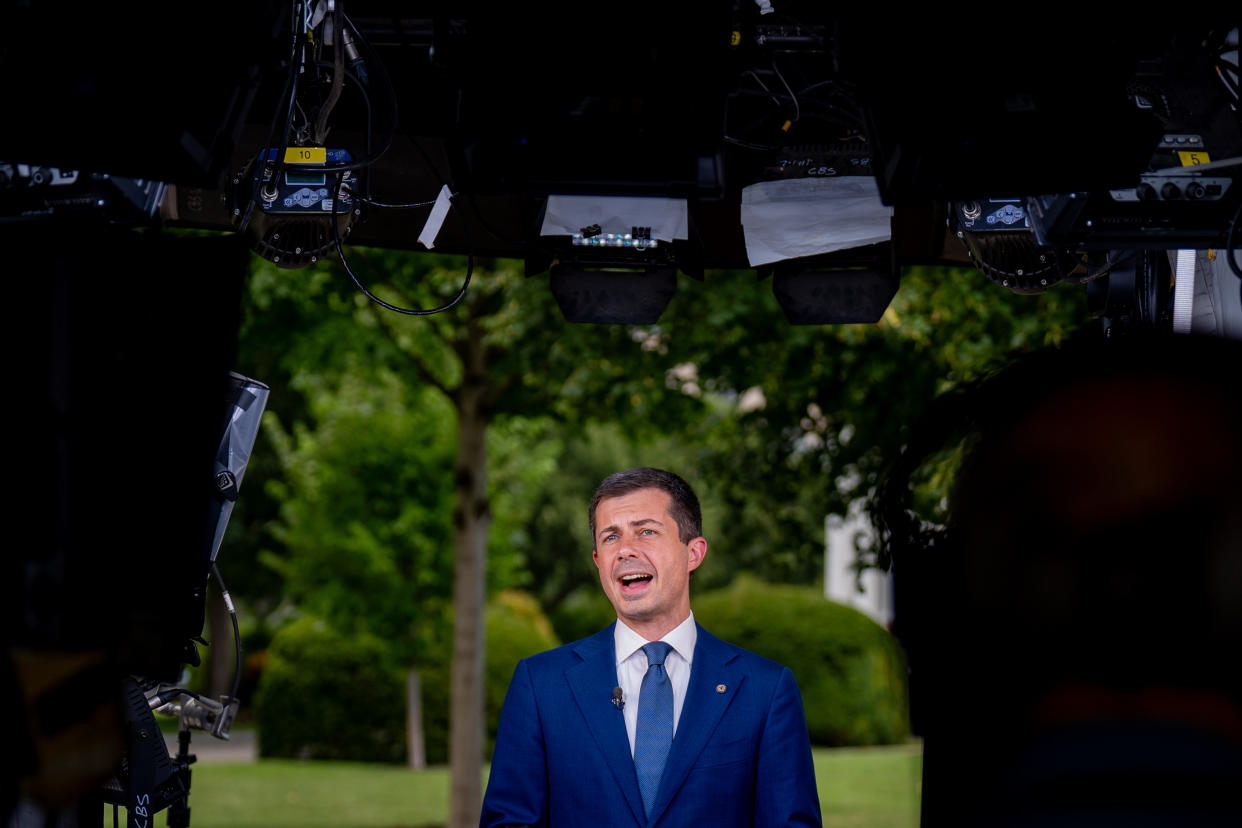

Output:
xmin=237 ymin=248 xmax=1087 ymax=828
xmin=245 ymin=249 xmax=709 ymax=827
xmin=653 ymin=264 xmax=1087 ymax=583
xmin=262 ymin=370 xmax=456 ymax=669
xmin=500 ymin=264 xmax=1086 ymax=619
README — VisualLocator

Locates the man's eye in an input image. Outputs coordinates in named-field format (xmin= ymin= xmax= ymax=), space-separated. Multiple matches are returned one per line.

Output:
xmin=603 ymin=534 xmax=618 ymax=543
xmin=641 ymin=528 xmax=655 ymax=535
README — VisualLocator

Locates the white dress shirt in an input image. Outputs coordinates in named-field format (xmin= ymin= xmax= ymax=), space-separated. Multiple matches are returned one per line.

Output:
xmin=613 ymin=612 xmax=697 ymax=756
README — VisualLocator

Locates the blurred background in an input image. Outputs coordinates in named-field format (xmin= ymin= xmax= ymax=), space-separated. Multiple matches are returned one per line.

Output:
xmin=152 ymin=249 xmax=1085 ymax=827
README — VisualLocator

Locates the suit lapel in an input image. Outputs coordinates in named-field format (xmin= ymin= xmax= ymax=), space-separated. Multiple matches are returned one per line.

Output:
xmin=646 ymin=625 xmax=744 ymax=826
xmin=565 ymin=624 xmax=646 ymax=827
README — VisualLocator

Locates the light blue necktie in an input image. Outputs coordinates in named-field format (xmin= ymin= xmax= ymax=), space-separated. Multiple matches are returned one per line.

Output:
xmin=634 ymin=641 xmax=674 ymax=818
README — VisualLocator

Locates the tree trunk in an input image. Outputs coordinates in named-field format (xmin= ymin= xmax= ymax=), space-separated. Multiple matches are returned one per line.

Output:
xmin=447 ymin=322 xmax=491 ymax=828
xmin=407 ymin=668 xmax=426 ymax=770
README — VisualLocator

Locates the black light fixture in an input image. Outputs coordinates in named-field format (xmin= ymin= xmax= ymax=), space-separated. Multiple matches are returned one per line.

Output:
xmin=770 ymin=243 xmax=899 ymax=325
xmin=549 ymin=260 xmax=678 ymax=324
xmin=537 ymin=195 xmax=690 ymax=323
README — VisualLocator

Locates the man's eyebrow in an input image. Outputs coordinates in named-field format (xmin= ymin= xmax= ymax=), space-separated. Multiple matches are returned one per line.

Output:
xmin=597 ymin=518 xmax=665 ymax=539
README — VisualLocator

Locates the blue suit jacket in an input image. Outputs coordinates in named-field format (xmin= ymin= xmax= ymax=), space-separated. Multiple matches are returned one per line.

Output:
xmin=480 ymin=622 xmax=821 ymax=827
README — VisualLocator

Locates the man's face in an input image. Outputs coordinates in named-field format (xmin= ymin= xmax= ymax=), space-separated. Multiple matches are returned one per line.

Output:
xmin=592 ymin=488 xmax=706 ymax=639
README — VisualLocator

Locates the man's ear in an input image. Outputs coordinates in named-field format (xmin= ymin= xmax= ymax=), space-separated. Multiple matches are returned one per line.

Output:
xmin=592 ymin=547 xmax=600 ymax=568
xmin=686 ymin=537 xmax=707 ymax=572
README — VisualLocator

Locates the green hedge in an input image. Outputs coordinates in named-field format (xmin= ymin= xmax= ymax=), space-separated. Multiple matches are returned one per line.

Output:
xmin=694 ymin=576 xmax=910 ymax=746
xmin=256 ymin=594 xmax=559 ymax=765
xmin=254 ymin=616 xmax=406 ymax=762
xmin=418 ymin=590 xmax=561 ymax=764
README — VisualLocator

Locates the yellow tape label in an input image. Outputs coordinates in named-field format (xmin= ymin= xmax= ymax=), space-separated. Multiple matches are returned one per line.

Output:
xmin=285 ymin=147 xmax=326 ymax=164
xmin=730 ymin=31 xmax=741 ymax=46
xmin=1178 ymin=150 xmax=1210 ymax=167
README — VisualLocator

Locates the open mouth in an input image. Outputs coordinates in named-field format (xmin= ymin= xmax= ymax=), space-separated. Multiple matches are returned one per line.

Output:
xmin=618 ymin=573 xmax=653 ymax=593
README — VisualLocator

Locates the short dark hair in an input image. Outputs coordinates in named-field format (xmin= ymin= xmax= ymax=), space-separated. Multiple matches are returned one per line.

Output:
xmin=589 ymin=467 xmax=703 ymax=545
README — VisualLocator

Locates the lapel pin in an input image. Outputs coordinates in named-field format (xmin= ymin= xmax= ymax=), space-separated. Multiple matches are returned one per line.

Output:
xmin=716 ymin=684 xmax=727 ymax=693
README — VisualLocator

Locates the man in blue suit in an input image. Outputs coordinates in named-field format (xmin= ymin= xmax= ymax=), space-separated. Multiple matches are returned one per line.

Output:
xmin=481 ymin=468 xmax=821 ymax=827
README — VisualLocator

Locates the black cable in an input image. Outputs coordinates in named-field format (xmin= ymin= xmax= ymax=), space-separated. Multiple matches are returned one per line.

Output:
xmin=330 ymin=172 xmax=474 ymax=315
xmin=798 ymin=78 xmax=857 ymax=96
xmin=266 ymin=3 xmax=312 ymax=224
xmin=156 ymin=687 xmax=208 ymax=705
xmin=734 ymin=87 xmax=792 ymax=102
xmin=728 ymin=94 xmax=862 ymax=146
xmin=305 ymin=12 xmax=398 ymax=173
xmin=1075 ymin=249 xmax=1125 ymax=282
xmin=313 ymin=82 xmax=468 ymax=215
xmin=408 ymin=133 xmax=522 ymax=248
xmin=723 ymin=134 xmax=780 ymax=151
xmin=742 ymin=69 xmax=782 ymax=109
xmin=312 ymin=1 xmax=346 ymax=144
xmin=259 ymin=13 xmax=303 ymax=168
xmin=343 ymin=190 xmax=439 ymax=209
xmin=315 ymin=17 xmax=474 ymax=314
xmin=1225 ymin=199 xmax=1242 ymax=281
xmin=795 ymin=79 xmax=865 ymax=128
xmin=771 ymin=61 xmax=800 ymax=123
xmin=210 ymin=562 xmax=243 ymax=705
xmin=241 ymin=7 xmax=306 ymax=233
xmin=735 ymin=87 xmax=865 ymax=130
xmin=265 ymin=11 xmax=391 ymax=190
xmin=1137 ymin=250 xmax=1153 ymax=326
xmin=313 ymin=62 xmax=375 ymax=198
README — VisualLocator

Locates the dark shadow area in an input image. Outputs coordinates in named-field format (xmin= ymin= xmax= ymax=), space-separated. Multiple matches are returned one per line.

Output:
xmin=879 ymin=333 xmax=1242 ymax=827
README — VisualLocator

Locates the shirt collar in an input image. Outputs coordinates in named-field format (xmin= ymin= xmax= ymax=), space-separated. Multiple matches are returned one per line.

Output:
xmin=614 ymin=611 xmax=697 ymax=666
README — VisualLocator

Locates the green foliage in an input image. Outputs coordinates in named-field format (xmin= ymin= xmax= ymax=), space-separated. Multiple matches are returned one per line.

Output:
xmin=421 ymin=591 xmax=560 ymax=763
xmin=501 ymin=420 xmax=715 ymax=619
xmin=484 ymin=416 xmax=567 ymax=594
xmin=262 ymin=371 xmax=456 ymax=667
xmin=482 ymin=591 xmax=560 ymax=748
xmin=255 ymin=616 xmax=406 ymax=763
xmin=234 ymin=249 xmax=1085 ymax=766
xmin=637 ymin=265 xmax=1088 ymax=583
xmin=548 ymin=586 xmax=619 ymax=645
xmin=694 ymin=576 xmax=910 ymax=746
xmin=236 ymin=244 xmax=1089 ymax=634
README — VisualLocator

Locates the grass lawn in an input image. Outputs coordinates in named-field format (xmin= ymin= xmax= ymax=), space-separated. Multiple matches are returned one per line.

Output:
xmin=814 ymin=743 xmax=922 ymax=828
xmin=137 ymin=743 xmax=920 ymax=828
xmin=175 ymin=761 xmax=451 ymax=828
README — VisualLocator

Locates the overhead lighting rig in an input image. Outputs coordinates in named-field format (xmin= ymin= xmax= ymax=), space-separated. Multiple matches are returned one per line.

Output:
xmin=233 ymin=146 xmax=361 ymax=268
xmin=549 ymin=231 xmax=679 ymax=325
xmin=537 ymin=195 xmax=691 ymax=324
xmin=233 ymin=0 xmax=377 ymax=268
xmin=767 ymin=243 xmax=898 ymax=325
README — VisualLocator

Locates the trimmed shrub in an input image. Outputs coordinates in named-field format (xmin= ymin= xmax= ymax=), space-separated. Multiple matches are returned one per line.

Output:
xmin=694 ymin=575 xmax=910 ymax=746
xmin=254 ymin=616 xmax=406 ymax=762
xmin=422 ymin=590 xmax=561 ymax=763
